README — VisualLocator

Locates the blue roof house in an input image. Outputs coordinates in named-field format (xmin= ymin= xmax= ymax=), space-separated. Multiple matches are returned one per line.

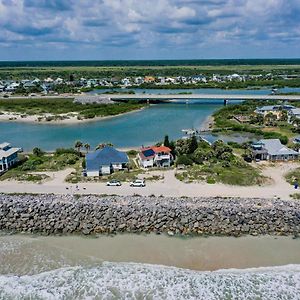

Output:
xmin=85 ymin=146 xmax=129 ymax=176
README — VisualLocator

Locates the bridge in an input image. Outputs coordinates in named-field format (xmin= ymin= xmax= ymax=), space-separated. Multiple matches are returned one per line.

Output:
xmin=107 ymin=93 xmax=300 ymax=102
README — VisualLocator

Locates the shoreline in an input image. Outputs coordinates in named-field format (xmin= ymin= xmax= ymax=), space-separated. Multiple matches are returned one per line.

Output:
xmin=0 ymin=194 xmax=299 ymax=236
xmin=199 ymin=115 xmax=214 ymax=131
xmin=0 ymin=106 xmax=147 ymax=125
xmin=1 ymin=234 xmax=300 ymax=273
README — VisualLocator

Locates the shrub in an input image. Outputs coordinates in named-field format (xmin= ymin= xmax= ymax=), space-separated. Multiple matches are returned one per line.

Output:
xmin=20 ymin=157 xmax=44 ymax=171
xmin=55 ymin=148 xmax=80 ymax=156
xmin=176 ymin=155 xmax=193 ymax=166
xmin=206 ymin=176 xmax=216 ymax=184
xmin=32 ymin=147 xmax=44 ymax=157
xmin=127 ymin=150 xmax=138 ymax=156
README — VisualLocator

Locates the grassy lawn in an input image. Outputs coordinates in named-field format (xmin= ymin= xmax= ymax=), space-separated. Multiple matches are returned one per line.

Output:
xmin=261 ymin=125 xmax=296 ymax=139
xmin=176 ymin=162 xmax=267 ymax=186
xmin=0 ymin=98 xmax=145 ymax=119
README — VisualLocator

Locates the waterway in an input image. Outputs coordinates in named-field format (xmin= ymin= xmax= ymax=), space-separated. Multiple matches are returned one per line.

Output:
xmin=1 ymin=87 xmax=300 ymax=151
xmin=0 ymin=234 xmax=299 ymax=299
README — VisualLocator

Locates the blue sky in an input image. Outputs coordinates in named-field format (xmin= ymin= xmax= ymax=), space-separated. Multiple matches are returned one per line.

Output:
xmin=0 ymin=0 xmax=300 ymax=60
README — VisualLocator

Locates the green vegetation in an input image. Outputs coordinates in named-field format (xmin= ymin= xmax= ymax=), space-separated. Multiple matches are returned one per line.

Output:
xmin=0 ymin=98 xmax=145 ymax=119
xmin=1 ymin=64 xmax=300 ymax=80
xmin=135 ymin=79 xmax=300 ymax=90
xmin=212 ymin=100 xmax=295 ymax=144
xmin=0 ymin=148 xmax=81 ymax=182
xmin=174 ymin=138 xmax=266 ymax=185
xmin=285 ymin=168 xmax=300 ymax=185
xmin=0 ymin=171 xmax=50 ymax=183
xmin=290 ymin=193 xmax=300 ymax=200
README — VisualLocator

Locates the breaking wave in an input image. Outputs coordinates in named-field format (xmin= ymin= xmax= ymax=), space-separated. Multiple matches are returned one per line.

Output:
xmin=0 ymin=262 xmax=299 ymax=300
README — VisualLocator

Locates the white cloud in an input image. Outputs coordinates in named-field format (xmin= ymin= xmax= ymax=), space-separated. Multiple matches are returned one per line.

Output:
xmin=0 ymin=0 xmax=299 ymax=59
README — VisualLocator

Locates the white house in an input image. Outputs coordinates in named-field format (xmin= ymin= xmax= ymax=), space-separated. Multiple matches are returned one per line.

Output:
xmin=251 ymin=139 xmax=299 ymax=161
xmin=0 ymin=142 xmax=22 ymax=175
xmin=139 ymin=146 xmax=173 ymax=168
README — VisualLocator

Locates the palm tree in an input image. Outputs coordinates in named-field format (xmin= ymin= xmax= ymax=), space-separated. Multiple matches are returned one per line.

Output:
xmin=96 ymin=142 xmax=114 ymax=150
xmin=75 ymin=140 xmax=83 ymax=153
xmin=84 ymin=143 xmax=90 ymax=153
xmin=96 ymin=143 xmax=105 ymax=150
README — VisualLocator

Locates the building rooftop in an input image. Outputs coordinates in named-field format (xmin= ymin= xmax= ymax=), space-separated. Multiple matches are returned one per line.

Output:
xmin=0 ymin=142 xmax=10 ymax=150
xmin=140 ymin=146 xmax=171 ymax=160
xmin=86 ymin=146 xmax=128 ymax=171
xmin=258 ymin=139 xmax=298 ymax=156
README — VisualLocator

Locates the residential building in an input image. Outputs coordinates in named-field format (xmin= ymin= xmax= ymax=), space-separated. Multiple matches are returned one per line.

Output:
xmin=289 ymin=108 xmax=300 ymax=120
xmin=139 ymin=146 xmax=173 ymax=168
xmin=144 ymin=76 xmax=156 ymax=83
xmin=255 ymin=105 xmax=295 ymax=119
xmin=0 ymin=142 xmax=22 ymax=175
xmin=251 ymin=139 xmax=299 ymax=161
xmin=85 ymin=146 xmax=129 ymax=176
xmin=293 ymin=136 xmax=300 ymax=144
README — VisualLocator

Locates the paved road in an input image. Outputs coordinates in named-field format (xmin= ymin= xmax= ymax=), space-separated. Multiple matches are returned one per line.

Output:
xmin=108 ymin=94 xmax=300 ymax=101
xmin=2 ymin=93 xmax=300 ymax=101
xmin=0 ymin=164 xmax=297 ymax=199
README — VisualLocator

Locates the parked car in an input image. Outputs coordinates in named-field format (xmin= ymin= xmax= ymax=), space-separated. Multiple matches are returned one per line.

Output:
xmin=130 ymin=179 xmax=145 ymax=187
xmin=106 ymin=179 xmax=121 ymax=186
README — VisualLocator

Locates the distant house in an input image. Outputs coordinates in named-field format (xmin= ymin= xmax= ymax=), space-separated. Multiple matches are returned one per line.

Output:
xmin=144 ymin=76 xmax=156 ymax=83
xmin=139 ymin=146 xmax=173 ymax=168
xmin=85 ymin=146 xmax=129 ymax=176
xmin=251 ymin=139 xmax=299 ymax=161
xmin=289 ymin=108 xmax=300 ymax=120
xmin=255 ymin=105 xmax=295 ymax=119
xmin=0 ymin=142 xmax=22 ymax=175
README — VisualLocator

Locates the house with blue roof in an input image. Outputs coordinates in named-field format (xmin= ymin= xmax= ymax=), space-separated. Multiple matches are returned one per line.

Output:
xmin=85 ymin=146 xmax=129 ymax=176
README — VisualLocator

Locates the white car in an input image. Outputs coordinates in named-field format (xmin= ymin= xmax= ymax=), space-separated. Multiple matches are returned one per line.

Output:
xmin=106 ymin=180 xmax=122 ymax=186
xmin=130 ymin=179 xmax=146 ymax=187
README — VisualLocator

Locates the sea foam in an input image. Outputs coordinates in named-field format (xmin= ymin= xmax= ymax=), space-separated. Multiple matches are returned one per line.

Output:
xmin=0 ymin=262 xmax=299 ymax=300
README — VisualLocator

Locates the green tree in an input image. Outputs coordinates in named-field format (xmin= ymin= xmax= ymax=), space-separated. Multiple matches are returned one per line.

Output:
xmin=163 ymin=135 xmax=170 ymax=148
xmin=212 ymin=140 xmax=233 ymax=160
xmin=188 ymin=134 xmax=198 ymax=154
xmin=193 ymin=148 xmax=213 ymax=164
xmin=32 ymin=147 xmax=44 ymax=157
xmin=75 ymin=140 xmax=83 ymax=152
xmin=176 ymin=155 xmax=193 ymax=166
xmin=264 ymin=112 xmax=277 ymax=126
xmin=279 ymin=110 xmax=288 ymax=122
xmin=84 ymin=143 xmax=90 ymax=153
xmin=175 ymin=139 xmax=190 ymax=155
xmin=96 ymin=142 xmax=114 ymax=150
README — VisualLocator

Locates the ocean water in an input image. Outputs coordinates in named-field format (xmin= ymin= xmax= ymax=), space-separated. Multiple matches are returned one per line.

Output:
xmin=1 ymin=263 xmax=299 ymax=300
xmin=0 ymin=234 xmax=300 ymax=299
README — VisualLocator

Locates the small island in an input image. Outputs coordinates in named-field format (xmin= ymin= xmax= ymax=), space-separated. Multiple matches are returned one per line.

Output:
xmin=0 ymin=97 xmax=145 ymax=124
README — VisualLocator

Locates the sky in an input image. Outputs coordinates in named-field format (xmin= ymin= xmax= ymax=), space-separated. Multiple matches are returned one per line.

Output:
xmin=0 ymin=0 xmax=300 ymax=61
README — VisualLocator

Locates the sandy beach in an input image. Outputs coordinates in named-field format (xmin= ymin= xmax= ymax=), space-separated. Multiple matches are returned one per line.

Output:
xmin=199 ymin=115 xmax=214 ymax=131
xmin=0 ymin=107 xmax=146 ymax=125
xmin=0 ymin=162 xmax=298 ymax=199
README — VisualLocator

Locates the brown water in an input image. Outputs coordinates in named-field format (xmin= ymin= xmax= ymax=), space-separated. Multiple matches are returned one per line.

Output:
xmin=1 ymin=234 xmax=300 ymax=274
xmin=1 ymin=234 xmax=300 ymax=299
